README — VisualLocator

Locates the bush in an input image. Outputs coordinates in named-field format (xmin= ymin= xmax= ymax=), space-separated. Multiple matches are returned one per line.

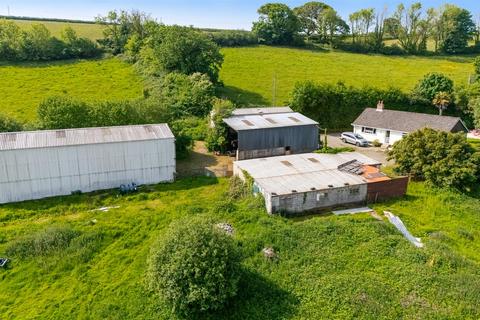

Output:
xmin=207 ymin=30 xmax=258 ymax=47
xmin=206 ymin=98 xmax=235 ymax=152
xmin=147 ymin=218 xmax=241 ymax=316
xmin=388 ymin=128 xmax=480 ymax=190
xmin=38 ymin=96 xmax=93 ymax=129
xmin=6 ymin=226 xmax=80 ymax=259
xmin=372 ymin=139 xmax=382 ymax=147
xmin=0 ymin=114 xmax=23 ymax=132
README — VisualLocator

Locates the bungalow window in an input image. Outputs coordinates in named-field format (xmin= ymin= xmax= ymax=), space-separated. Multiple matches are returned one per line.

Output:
xmin=362 ymin=127 xmax=376 ymax=134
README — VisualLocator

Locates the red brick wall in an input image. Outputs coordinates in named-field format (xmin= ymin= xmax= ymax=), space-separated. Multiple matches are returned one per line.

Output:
xmin=367 ymin=177 xmax=409 ymax=203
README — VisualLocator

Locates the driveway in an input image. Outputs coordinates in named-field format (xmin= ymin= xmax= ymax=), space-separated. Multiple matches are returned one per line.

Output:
xmin=326 ymin=133 xmax=392 ymax=166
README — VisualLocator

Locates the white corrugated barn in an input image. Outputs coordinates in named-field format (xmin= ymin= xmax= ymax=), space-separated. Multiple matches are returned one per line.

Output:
xmin=0 ymin=124 xmax=175 ymax=204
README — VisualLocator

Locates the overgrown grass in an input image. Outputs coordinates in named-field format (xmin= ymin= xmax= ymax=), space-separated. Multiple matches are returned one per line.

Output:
xmin=11 ymin=19 xmax=104 ymax=40
xmin=219 ymin=46 xmax=474 ymax=105
xmin=0 ymin=58 xmax=144 ymax=121
xmin=1 ymin=177 xmax=479 ymax=319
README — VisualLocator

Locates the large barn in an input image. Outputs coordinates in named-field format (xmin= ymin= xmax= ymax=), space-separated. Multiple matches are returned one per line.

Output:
xmin=0 ymin=124 xmax=175 ymax=204
xmin=223 ymin=107 xmax=319 ymax=160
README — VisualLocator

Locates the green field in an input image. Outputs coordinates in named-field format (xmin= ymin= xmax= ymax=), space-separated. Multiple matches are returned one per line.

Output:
xmin=0 ymin=58 xmax=144 ymax=121
xmin=219 ymin=46 xmax=475 ymax=105
xmin=10 ymin=19 xmax=104 ymax=40
xmin=1 ymin=178 xmax=479 ymax=319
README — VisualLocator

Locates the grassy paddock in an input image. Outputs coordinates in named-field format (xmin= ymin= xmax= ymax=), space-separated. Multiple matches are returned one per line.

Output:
xmin=219 ymin=46 xmax=474 ymax=105
xmin=10 ymin=19 xmax=104 ymax=40
xmin=0 ymin=177 xmax=479 ymax=319
xmin=0 ymin=58 xmax=144 ymax=121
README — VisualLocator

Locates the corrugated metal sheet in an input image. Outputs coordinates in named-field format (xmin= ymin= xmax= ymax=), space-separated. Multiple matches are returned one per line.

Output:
xmin=223 ymin=112 xmax=318 ymax=131
xmin=234 ymin=152 xmax=379 ymax=195
xmin=231 ymin=107 xmax=293 ymax=116
xmin=0 ymin=124 xmax=174 ymax=151
xmin=237 ymin=125 xmax=318 ymax=152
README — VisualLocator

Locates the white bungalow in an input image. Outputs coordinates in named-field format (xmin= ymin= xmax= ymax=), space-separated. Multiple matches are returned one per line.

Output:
xmin=352 ymin=101 xmax=468 ymax=145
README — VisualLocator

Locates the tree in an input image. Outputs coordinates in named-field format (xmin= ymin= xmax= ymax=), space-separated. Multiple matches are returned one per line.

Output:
xmin=146 ymin=218 xmax=241 ymax=316
xmin=61 ymin=27 xmax=99 ymax=58
xmin=206 ymin=98 xmax=235 ymax=152
xmin=139 ymin=25 xmax=223 ymax=82
xmin=439 ymin=5 xmax=476 ymax=54
xmin=38 ymin=96 xmax=92 ymax=129
xmin=0 ymin=114 xmax=23 ymax=132
xmin=293 ymin=1 xmax=331 ymax=40
xmin=0 ymin=20 xmax=24 ymax=60
xmin=21 ymin=23 xmax=59 ymax=60
xmin=413 ymin=72 xmax=454 ymax=102
xmin=474 ymin=56 xmax=480 ymax=76
xmin=388 ymin=128 xmax=480 ymax=190
xmin=318 ymin=7 xmax=349 ymax=45
xmin=389 ymin=3 xmax=430 ymax=54
xmin=147 ymin=72 xmax=215 ymax=118
xmin=252 ymin=3 xmax=300 ymax=45
xmin=349 ymin=8 xmax=375 ymax=44
xmin=432 ymin=91 xmax=451 ymax=115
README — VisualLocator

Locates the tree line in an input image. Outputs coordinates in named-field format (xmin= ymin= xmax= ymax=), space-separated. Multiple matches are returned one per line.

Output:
xmin=0 ymin=20 xmax=100 ymax=61
xmin=252 ymin=1 xmax=480 ymax=55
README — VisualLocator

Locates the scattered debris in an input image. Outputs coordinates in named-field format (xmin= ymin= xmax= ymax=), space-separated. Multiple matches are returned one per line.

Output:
xmin=90 ymin=206 xmax=120 ymax=212
xmin=119 ymin=183 xmax=138 ymax=195
xmin=262 ymin=247 xmax=277 ymax=260
xmin=369 ymin=211 xmax=383 ymax=221
xmin=216 ymin=223 xmax=234 ymax=235
xmin=333 ymin=207 xmax=373 ymax=215
xmin=384 ymin=211 xmax=424 ymax=248
xmin=0 ymin=258 xmax=9 ymax=268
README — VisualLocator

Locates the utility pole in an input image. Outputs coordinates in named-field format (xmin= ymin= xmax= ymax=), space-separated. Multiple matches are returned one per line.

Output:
xmin=272 ymin=72 xmax=277 ymax=107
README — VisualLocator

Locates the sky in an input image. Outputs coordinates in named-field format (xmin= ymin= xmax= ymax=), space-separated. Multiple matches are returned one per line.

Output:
xmin=0 ymin=0 xmax=479 ymax=30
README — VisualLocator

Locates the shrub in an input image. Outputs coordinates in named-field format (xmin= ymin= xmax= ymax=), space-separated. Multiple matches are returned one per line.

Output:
xmin=207 ymin=30 xmax=258 ymax=47
xmin=0 ymin=114 xmax=23 ymax=132
xmin=388 ymin=128 xmax=480 ymax=190
xmin=206 ymin=98 xmax=235 ymax=152
xmin=372 ymin=139 xmax=382 ymax=147
xmin=147 ymin=218 xmax=241 ymax=316
xmin=6 ymin=226 xmax=79 ymax=259
xmin=38 ymin=96 xmax=93 ymax=129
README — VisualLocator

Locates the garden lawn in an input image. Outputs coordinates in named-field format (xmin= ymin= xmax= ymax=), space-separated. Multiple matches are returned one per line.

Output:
xmin=11 ymin=19 xmax=104 ymax=40
xmin=1 ymin=178 xmax=479 ymax=319
xmin=0 ymin=58 xmax=144 ymax=122
xmin=219 ymin=46 xmax=475 ymax=105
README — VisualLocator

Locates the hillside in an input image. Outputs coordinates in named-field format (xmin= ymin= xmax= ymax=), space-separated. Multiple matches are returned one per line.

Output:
xmin=8 ymin=18 xmax=104 ymax=40
xmin=219 ymin=46 xmax=475 ymax=106
xmin=0 ymin=178 xmax=479 ymax=319
xmin=0 ymin=58 xmax=144 ymax=121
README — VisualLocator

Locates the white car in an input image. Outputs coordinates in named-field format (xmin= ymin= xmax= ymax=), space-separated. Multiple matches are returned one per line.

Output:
xmin=340 ymin=132 xmax=369 ymax=147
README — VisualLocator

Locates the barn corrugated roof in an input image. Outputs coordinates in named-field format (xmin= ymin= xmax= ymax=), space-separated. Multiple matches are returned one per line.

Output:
xmin=224 ymin=112 xmax=318 ymax=131
xmin=0 ymin=124 xmax=174 ymax=151
xmin=352 ymin=108 xmax=467 ymax=133
xmin=231 ymin=107 xmax=293 ymax=116
xmin=234 ymin=152 xmax=379 ymax=195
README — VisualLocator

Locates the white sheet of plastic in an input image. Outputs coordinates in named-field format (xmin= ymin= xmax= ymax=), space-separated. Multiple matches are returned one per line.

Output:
xmin=384 ymin=211 xmax=424 ymax=248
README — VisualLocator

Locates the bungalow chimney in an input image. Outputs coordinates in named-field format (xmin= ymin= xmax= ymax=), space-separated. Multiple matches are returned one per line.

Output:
xmin=376 ymin=100 xmax=384 ymax=112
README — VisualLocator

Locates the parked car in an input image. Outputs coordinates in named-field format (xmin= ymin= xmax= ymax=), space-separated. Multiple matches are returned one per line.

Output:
xmin=340 ymin=132 xmax=369 ymax=147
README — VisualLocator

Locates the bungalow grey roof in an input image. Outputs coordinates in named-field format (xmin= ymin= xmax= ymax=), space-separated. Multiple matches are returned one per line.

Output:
xmin=223 ymin=112 xmax=318 ymax=131
xmin=231 ymin=107 xmax=293 ymax=116
xmin=352 ymin=108 xmax=467 ymax=133
xmin=0 ymin=124 xmax=174 ymax=151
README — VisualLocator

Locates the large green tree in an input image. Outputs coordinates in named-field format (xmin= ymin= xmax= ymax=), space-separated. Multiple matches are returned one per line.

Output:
xmin=252 ymin=3 xmax=301 ymax=45
xmin=388 ymin=128 xmax=479 ymax=190
xmin=413 ymin=72 xmax=454 ymax=103
xmin=389 ymin=3 xmax=429 ymax=54
xmin=318 ymin=7 xmax=349 ymax=44
xmin=439 ymin=5 xmax=476 ymax=54
xmin=293 ymin=1 xmax=331 ymax=40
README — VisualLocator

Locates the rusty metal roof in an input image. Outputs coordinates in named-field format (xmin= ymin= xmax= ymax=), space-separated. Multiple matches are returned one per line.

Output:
xmin=0 ymin=124 xmax=174 ymax=151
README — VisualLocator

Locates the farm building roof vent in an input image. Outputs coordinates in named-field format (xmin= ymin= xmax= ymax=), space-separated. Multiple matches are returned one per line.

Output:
xmin=310 ymin=187 xmax=316 ymax=191
xmin=308 ymin=157 xmax=319 ymax=163
xmin=264 ymin=117 xmax=277 ymax=124
xmin=55 ymin=130 xmax=66 ymax=139
xmin=288 ymin=116 xmax=301 ymax=123
xmin=241 ymin=120 xmax=255 ymax=126
xmin=344 ymin=183 xmax=350 ymax=186
xmin=144 ymin=125 xmax=155 ymax=133
xmin=328 ymin=184 xmax=334 ymax=188
xmin=281 ymin=160 xmax=293 ymax=167
xmin=292 ymin=190 xmax=297 ymax=193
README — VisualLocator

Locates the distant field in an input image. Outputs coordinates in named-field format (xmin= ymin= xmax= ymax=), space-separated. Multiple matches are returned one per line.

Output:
xmin=1 ymin=178 xmax=479 ymax=319
xmin=219 ymin=46 xmax=475 ymax=106
xmin=10 ymin=19 xmax=105 ymax=40
xmin=0 ymin=58 xmax=144 ymax=121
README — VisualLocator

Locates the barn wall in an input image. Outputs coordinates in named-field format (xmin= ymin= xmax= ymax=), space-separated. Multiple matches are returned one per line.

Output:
xmin=0 ymin=138 xmax=175 ymax=204
xmin=237 ymin=125 xmax=318 ymax=154
xmin=367 ymin=177 xmax=409 ymax=203
xmin=270 ymin=184 xmax=368 ymax=214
